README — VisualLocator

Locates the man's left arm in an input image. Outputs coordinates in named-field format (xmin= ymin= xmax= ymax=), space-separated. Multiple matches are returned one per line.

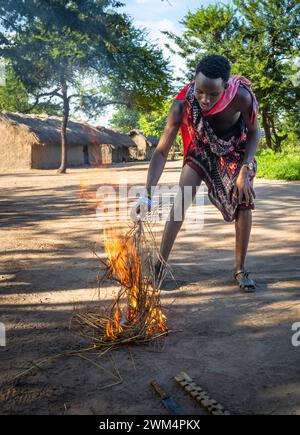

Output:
xmin=239 ymin=88 xmax=261 ymax=165
xmin=233 ymin=88 xmax=261 ymax=206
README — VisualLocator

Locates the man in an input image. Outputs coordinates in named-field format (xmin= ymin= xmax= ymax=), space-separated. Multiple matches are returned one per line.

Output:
xmin=131 ymin=54 xmax=261 ymax=292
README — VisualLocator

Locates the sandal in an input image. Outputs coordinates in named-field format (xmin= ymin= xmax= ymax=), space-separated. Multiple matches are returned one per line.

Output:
xmin=234 ymin=269 xmax=256 ymax=293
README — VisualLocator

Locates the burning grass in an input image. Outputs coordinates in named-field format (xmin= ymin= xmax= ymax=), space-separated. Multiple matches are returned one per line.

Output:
xmin=71 ymin=220 xmax=171 ymax=348
xmin=6 ymin=214 xmax=173 ymax=388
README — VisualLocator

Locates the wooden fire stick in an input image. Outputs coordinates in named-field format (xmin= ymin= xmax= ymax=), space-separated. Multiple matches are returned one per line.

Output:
xmin=174 ymin=371 xmax=230 ymax=415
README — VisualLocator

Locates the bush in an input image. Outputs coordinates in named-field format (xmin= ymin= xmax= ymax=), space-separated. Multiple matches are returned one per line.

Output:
xmin=256 ymin=148 xmax=300 ymax=181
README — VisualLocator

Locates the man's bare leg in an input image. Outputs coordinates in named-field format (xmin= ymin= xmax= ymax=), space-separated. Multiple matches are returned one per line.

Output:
xmin=234 ymin=208 xmax=256 ymax=291
xmin=235 ymin=208 xmax=252 ymax=271
xmin=158 ymin=164 xmax=202 ymax=265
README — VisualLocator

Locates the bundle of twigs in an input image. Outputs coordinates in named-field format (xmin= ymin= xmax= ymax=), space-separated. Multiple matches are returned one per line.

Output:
xmin=71 ymin=220 xmax=172 ymax=348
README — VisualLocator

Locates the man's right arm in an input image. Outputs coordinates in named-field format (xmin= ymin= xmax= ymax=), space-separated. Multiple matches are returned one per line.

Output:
xmin=145 ymin=100 xmax=185 ymax=196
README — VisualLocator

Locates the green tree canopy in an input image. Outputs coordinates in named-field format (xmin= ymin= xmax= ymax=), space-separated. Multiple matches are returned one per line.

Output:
xmin=0 ymin=1 xmax=172 ymax=171
xmin=163 ymin=0 xmax=300 ymax=151
xmin=0 ymin=64 xmax=29 ymax=112
xmin=109 ymin=106 xmax=140 ymax=132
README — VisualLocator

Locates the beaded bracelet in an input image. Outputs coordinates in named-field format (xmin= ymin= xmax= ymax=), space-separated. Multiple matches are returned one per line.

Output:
xmin=140 ymin=196 xmax=152 ymax=207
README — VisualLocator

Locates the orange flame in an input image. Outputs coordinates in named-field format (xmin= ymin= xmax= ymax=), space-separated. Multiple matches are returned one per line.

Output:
xmin=102 ymin=228 xmax=167 ymax=341
xmin=79 ymin=180 xmax=101 ymax=213
xmin=106 ymin=306 xmax=124 ymax=339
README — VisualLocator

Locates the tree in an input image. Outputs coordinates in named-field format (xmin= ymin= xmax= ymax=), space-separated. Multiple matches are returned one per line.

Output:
xmin=163 ymin=0 xmax=300 ymax=151
xmin=138 ymin=100 xmax=171 ymax=137
xmin=0 ymin=62 xmax=62 ymax=115
xmin=138 ymin=99 xmax=183 ymax=158
xmin=109 ymin=106 xmax=140 ymax=132
xmin=0 ymin=64 xmax=29 ymax=112
xmin=0 ymin=1 xmax=172 ymax=172
xmin=232 ymin=0 xmax=300 ymax=151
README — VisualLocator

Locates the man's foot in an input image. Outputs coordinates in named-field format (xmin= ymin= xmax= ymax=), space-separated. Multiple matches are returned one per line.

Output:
xmin=234 ymin=269 xmax=256 ymax=293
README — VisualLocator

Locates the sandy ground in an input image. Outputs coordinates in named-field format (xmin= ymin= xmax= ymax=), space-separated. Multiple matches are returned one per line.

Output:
xmin=0 ymin=160 xmax=300 ymax=415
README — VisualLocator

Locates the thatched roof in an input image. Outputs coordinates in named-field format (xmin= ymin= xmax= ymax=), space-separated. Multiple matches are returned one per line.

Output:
xmin=128 ymin=130 xmax=159 ymax=146
xmin=129 ymin=129 xmax=144 ymax=137
xmin=0 ymin=111 xmax=136 ymax=148
xmin=95 ymin=125 xmax=135 ymax=147
xmin=146 ymin=135 xmax=159 ymax=146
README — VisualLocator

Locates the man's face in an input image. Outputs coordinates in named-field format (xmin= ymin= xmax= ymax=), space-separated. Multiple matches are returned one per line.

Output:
xmin=194 ymin=72 xmax=226 ymax=111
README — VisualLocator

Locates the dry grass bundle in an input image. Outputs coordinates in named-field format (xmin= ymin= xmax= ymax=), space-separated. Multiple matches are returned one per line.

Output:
xmin=71 ymin=220 xmax=172 ymax=348
xmin=7 ymin=220 xmax=173 ymax=387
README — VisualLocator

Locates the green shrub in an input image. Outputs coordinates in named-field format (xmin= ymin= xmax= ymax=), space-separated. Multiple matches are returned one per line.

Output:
xmin=255 ymin=149 xmax=300 ymax=181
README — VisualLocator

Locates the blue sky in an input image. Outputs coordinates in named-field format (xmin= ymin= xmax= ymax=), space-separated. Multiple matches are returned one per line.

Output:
xmin=119 ymin=0 xmax=227 ymax=74
xmin=121 ymin=0 xmax=218 ymax=43
xmin=121 ymin=0 xmax=204 ymax=76
xmin=101 ymin=0 xmax=223 ymax=125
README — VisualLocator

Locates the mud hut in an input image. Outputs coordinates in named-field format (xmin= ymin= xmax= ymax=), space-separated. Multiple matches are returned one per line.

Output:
xmin=148 ymin=134 xmax=180 ymax=160
xmin=0 ymin=112 xmax=137 ymax=170
xmin=146 ymin=135 xmax=159 ymax=147
xmin=128 ymin=130 xmax=156 ymax=160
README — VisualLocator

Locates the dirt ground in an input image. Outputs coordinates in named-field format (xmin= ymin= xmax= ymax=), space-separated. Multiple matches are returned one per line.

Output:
xmin=1 ymin=160 xmax=300 ymax=415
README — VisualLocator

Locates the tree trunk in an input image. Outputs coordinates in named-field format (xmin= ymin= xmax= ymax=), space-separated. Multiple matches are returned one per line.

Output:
xmin=57 ymin=77 xmax=69 ymax=174
xmin=270 ymin=116 xmax=288 ymax=152
xmin=262 ymin=107 xmax=272 ymax=149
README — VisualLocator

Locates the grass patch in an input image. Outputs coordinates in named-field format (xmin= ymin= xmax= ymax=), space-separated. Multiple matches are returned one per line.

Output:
xmin=255 ymin=149 xmax=300 ymax=181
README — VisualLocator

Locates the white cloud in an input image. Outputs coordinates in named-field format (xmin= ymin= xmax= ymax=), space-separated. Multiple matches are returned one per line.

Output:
xmin=136 ymin=18 xmax=176 ymax=44
xmin=134 ymin=17 xmax=186 ymax=80
xmin=157 ymin=18 xmax=174 ymax=31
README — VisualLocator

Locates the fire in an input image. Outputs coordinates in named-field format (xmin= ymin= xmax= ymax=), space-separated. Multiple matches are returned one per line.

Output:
xmin=103 ymin=227 xmax=168 ymax=341
xmin=79 ymin=180 xmax=124 ymax=225
xmin=106 ymin=306 xmax=123 ymax=338
xmin=79 ymin=180 xmax=100 ymax=213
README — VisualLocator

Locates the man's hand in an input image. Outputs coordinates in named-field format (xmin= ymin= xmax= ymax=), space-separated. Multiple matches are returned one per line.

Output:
xmin=130 ymin=196 xmax=152 ymax=222
xmin=233 ymin=168 xmax=255 ymax=207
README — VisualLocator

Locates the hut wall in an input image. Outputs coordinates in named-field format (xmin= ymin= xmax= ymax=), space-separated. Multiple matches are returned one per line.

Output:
xmin=136 ymin=135 xmax=147 ymax=158
xmin=31 ymin=143 xmax=85 ymax=169
xmin=145 ymin=147 xmax=155 ymax=161
xmin=130 ymin=134 xmax=148 ymax=160
xmin=0 ymin=122 xmax=32 ymax=169
xmin=121 ymin=147 xmax=130 ymax=162
xmin=89 ymin=144 xmax=113 ymax=165
xmin=128 ymin=146 xmax=138 ymax=160
xmin=31 ymin=144 xmax=60 ymax=169
xmin=89 ymin=144 xmax=130 ymax=165
xmin=112 ymin=146 xmax=130 ymax=163
xmin=69 ymin=145 xmax=85 ymax=167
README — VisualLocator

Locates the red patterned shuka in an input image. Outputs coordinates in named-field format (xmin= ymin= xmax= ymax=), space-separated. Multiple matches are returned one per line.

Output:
xmin=175 ymin=75 xmax=259 ymax=222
